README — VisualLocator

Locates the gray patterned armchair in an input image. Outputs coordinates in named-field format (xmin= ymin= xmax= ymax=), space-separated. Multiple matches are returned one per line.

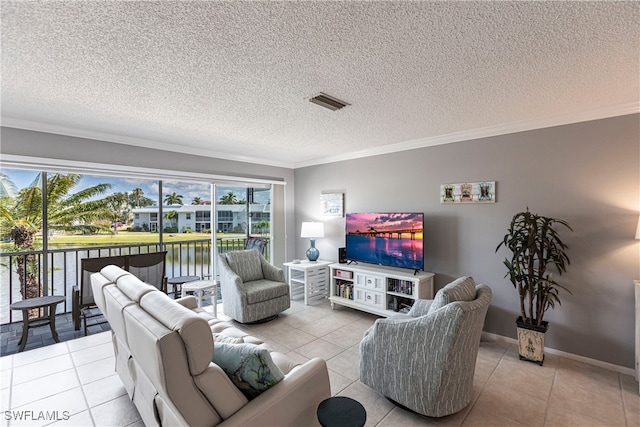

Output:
xmin=218 ymin=249 xmax=290 ymax=323
xmin=359 ymin=276 xmax=492 ymax=417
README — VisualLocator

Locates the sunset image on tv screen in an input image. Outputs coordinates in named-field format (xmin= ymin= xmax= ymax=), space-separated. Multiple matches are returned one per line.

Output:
xmin=345 ymin=213 xmax=423 ymax=270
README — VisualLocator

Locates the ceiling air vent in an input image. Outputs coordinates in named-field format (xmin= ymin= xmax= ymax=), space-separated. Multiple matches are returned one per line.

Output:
xmin=308 ymin=92 xmax=350 ymax=111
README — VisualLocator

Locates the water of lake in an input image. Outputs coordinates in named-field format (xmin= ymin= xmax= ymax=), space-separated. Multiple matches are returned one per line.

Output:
xmin=345 ymin=234 xmax=423 ymax=270
xmin=0 ymin=244 xmax=214 ymax=324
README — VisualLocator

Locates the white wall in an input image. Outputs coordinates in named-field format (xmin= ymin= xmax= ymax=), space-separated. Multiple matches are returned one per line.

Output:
xmin=293 ymin=114 xmax=640 ymax=368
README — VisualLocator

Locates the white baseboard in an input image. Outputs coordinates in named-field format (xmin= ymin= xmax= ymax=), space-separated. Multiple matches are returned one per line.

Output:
xmin=481 ymin=331 xmax=636 ymax=377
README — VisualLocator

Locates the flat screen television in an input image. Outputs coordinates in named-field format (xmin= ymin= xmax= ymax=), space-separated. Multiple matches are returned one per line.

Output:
xmin=345 ymin=212 xmax=424 ymax=271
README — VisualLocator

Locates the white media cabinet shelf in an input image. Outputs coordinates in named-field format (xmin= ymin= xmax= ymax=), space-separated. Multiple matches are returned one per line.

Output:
xmin=329 ymin=263 xmax=435 ymax=317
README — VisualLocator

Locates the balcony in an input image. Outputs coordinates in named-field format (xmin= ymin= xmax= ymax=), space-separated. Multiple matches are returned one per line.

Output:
xmin=0 ymin=237 xmax=269 ymax=326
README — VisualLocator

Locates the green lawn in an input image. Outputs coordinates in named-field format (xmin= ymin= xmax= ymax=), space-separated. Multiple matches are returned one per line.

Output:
xmin=49 ymin=232 xmax=213 ymax=246
xmin=1 ymin=231 xmax=261 ymax=251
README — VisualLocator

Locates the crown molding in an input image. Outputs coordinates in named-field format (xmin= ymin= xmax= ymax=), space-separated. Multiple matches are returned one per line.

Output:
xmin=0 ymin=118 xmax=296 ymax=169
xmin=0 ymin=154 xmax=286 ymax=186
xmin=3 ymin=102 xmax=638 ymax=170
xmin=293 ymin=102 xmax=640 ymax=168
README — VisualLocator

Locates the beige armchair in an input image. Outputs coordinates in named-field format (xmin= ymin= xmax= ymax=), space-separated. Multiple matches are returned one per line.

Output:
xmin=218 ymin=249 xmax=290 ymax=323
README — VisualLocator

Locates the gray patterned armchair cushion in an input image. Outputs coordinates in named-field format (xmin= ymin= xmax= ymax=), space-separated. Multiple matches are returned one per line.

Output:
xmin=359 ymin=276 xmax=492 ymax=417
xmin=219 ymin=250 xmax=290 ymax=323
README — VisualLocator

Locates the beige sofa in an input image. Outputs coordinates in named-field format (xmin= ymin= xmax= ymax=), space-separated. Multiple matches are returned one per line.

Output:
xmin=91 ymin=265 xmax=331 ymax=427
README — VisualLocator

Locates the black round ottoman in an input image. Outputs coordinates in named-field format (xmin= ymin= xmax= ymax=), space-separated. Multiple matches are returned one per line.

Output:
xmin=317 ymin=396 xmax=366 ymax=427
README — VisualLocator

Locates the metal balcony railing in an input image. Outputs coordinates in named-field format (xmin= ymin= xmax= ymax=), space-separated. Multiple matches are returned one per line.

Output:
xmin=0 ymin=237 xmax=270 ymax=324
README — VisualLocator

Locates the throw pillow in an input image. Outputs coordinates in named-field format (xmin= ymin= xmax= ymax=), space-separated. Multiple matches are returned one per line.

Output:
xmin=213 ymin=342 xmax=284 ymax=399
xmin=213 ymin=333 xmax=244 ymax=344
xmin=428 ymin=276 xmax=476 ymax=314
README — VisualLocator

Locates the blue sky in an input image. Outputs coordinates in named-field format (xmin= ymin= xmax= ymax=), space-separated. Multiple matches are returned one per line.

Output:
xmin=1 ymin=168 xmax=269 ymax=205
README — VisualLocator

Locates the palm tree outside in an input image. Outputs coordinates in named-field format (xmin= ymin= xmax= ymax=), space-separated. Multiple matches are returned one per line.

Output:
xmin=255 ymin=220 xmax=270 ymax=236
xmin=0 ymin=172 xmax=18 ymax=198
xmin=0 ymin=173 xmax=115 ymax=304
xmin=164 ymin=210 xmax=178 ymax=231
xmin=164 ymin=192 xmax=184 ymax=205
xmin=219 ymin=192 xmax=238 ymax=205
xmin=131 ymin=187 xmax=144 ymax=208
xmin=106 ymin=192 xmax=130 ymax=233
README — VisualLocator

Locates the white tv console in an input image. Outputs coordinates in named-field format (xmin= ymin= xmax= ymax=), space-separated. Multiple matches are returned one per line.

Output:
xmin=329 ymin=262 xmax=435 ymax=317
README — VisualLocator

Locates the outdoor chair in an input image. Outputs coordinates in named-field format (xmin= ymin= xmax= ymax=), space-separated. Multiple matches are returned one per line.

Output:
xmin=218 ymin=249 xmax=290 ymax=323
xmin=126 ymin=251 xmax=167 ymax=292
xmin=72 ymin=255 xmax=126 ymax=335
xmin=244 ymin=237 xmax=268 ymax=255
xmin=72 ymin=251 xmax=168 ymax=334
xmin=359 ymin=276 xmax=492 ymax=417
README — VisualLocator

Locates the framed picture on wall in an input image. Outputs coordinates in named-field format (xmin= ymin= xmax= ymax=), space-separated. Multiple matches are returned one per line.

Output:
xmin=321 ymin=193 xmax=344 ymax=216
xmin=441 ymin=181 xmax=496 ymax=203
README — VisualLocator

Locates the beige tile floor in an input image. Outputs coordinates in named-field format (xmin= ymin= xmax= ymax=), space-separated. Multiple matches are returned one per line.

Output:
xmin=1 ymin=298 xmax=639 ymax=427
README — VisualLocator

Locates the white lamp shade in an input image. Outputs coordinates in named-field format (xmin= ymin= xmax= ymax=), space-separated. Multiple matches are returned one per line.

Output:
xmin=301 ymin=222 xmax=325 ymax=238
xmin=636 ymin=215 xmax=640 ymax=239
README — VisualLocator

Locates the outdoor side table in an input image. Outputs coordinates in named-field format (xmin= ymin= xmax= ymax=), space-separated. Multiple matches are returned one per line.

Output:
xmin=10 ymin=295 xmax=65 ymax=353
xmin=166 ymin=275 xmax=200 ymax=299
xmin=182 ymin=280 xmax=218 ymax=317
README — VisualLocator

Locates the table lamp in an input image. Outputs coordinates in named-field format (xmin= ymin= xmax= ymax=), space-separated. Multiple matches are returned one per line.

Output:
xmin=301 ymin=222 xmax=325 ymax=262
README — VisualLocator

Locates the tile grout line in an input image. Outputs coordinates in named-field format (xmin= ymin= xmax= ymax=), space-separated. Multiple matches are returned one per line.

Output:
xmin=6 ymin=354 xmax=14 ymax=427
xmin=541 ymin=359 xmax=559 ymax=427
xmin=9 ymin=351 xmax=78 ymax=407
xmin=618 ymin=373 xmax=630 ymax=427
xmin=372 ymin=402 xmax=399 ymax=427
xmin=64 ymin=340 xmax=96 ymax=427
xmin=455 ymin=344 xmax=508 ymax=427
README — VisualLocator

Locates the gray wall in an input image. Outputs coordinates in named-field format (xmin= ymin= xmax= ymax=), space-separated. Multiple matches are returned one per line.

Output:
xmin=3 ymin=115 xmax=639 ymax=368
xmin=0 ymin=127 xmax=297 ymax=267
xmin=293 ymin=114 xmax=640 ymax=368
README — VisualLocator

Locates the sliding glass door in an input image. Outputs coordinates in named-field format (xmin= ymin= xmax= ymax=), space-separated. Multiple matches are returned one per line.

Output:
xmin=214 ymin=184 xmax=272 ymax=258
xmin=0 ymin=166 xmax=276 ymax=323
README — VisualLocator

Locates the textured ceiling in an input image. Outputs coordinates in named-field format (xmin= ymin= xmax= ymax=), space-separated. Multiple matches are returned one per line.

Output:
xmin=1 ymin=1 xmax=639 ymax=168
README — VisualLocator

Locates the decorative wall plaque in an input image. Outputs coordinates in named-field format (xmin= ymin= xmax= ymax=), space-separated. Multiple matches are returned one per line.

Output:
xmin=440 ymin=181 xmax=496 ymax=203
xmin=320 ymin=193 xmax=344 ymax=216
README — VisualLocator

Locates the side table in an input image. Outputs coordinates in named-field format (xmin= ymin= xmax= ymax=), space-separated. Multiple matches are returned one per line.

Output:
xmin=166 ymin=275 xmax=200 ymax=299
xmin=283 ymin=260 xmax=332 ymax=305
xmin=317 ymin=396 xmax=366 ymax=427
xmin=182 ymin=280 xmax=218 ymax=317
xmin=10 ymin=295 xmax=65 ymax=352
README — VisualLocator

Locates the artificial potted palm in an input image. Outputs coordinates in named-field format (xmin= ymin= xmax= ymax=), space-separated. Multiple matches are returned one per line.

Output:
xmin=496 ymin=208 xmax=572 ymax=365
